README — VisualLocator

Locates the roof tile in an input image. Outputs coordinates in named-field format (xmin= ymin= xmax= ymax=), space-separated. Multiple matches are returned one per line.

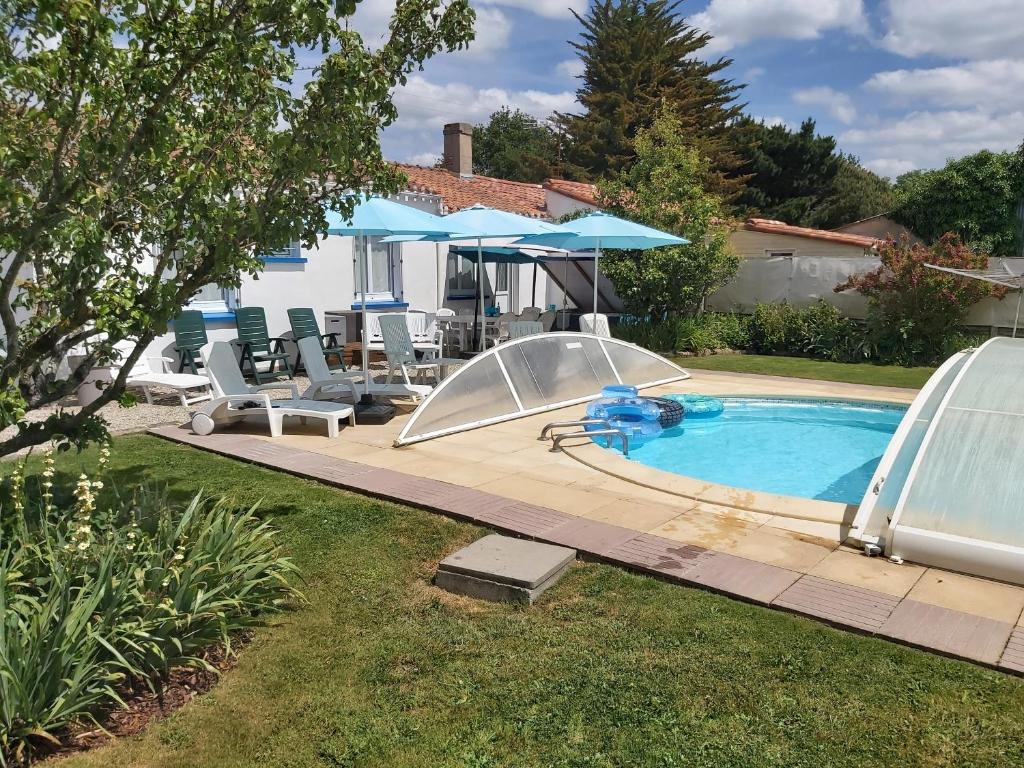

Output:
xmin=396 ymin=164 xmax=549 ymax=218
xmin=744 ymin=218 xmax=880 ymax=249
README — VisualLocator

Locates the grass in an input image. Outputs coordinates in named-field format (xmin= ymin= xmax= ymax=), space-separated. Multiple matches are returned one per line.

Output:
xmin=675 ymin=353 xmax=936 ymax=389
xmin=25 ymin=435 xmax=1023 ymax=767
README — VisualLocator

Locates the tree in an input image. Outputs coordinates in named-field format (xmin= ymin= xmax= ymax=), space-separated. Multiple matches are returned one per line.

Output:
xmin=554 ymin=0 xmax=747 ymax=197
xmin=733 ymin=118 xmax=840 ymax=224
xmin=835 ymin=234 xmax=1001 ymax=365
xmin=599 ymin=110 xmax=738 ymax=318
xmin=807 ymin=155 xmax=895 ymax=231
xmin=472 ymin=108 xmax=560 ymax=182
xmin=892 ymin=147 xmax=1024 ymax=257
xmin=0 ymin=0 xmax=474 ymax=458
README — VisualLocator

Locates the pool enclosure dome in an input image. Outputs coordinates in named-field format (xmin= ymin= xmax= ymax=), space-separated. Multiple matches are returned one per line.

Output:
xmin=395 ymin=332 xmax=689 ymax=446
xmin=851 ymin=337 xmax=1024 ymax=585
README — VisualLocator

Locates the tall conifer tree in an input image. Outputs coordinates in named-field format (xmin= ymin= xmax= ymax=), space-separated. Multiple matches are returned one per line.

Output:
xmin=554 ymin=0 xmax=747 ymax=196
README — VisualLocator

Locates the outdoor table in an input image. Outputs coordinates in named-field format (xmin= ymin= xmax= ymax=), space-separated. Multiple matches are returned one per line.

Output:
xmin=438 ymin=315 xmax=500 ymax=352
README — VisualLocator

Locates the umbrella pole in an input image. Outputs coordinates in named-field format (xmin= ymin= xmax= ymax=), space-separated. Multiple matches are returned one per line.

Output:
xmin=562 ymin=251 xmax=568 ymax=330
xmin=592 ymin=238 xmax=601 ymax=325
xmin=531 ymin=263 xmax=537 ymax=307
xmin=475 ymin=239 xmax=484 ymax=352
xmin=360 ymin=233 xmax=371 ymax=400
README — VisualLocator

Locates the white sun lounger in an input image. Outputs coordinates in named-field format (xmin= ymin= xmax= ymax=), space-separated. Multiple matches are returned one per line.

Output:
xmin=124 ymin=356 xmax=212 ymax=408
xmin=298 ymin=336 xmax=432 ymax=403
xmin=191 ymin=342 xmax=354 ymax=437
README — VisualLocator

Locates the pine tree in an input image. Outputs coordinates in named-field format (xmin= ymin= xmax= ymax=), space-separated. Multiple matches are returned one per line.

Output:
xmin=554 ymin=0 xmax=747 ymax=197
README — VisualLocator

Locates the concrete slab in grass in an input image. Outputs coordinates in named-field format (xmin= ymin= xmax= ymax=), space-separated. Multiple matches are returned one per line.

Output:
xmin=436 ymin=534 xmax=576 ymax=604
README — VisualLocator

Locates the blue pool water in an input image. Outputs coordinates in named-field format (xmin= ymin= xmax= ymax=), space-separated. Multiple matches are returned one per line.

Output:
xmin=603 ymin=397 xmax=905 ymax=504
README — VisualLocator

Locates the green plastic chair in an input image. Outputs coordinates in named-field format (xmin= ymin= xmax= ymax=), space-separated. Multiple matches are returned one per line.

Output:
xmin=233 ymin=307 xmax=293 ymax=383
xmin=287 ymin=307 xmax=346 ymax=372
xmin=173 ymin=310 xmax=208 ymax=374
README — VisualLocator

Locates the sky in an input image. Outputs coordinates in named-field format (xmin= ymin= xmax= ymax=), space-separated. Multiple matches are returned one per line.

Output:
xmin=349 ymin=0 xmax=1024 ymax=179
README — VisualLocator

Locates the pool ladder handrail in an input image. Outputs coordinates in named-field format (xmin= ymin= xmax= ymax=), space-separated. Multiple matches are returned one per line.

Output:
xmin=538 ymin=418 xmax=611 ymax=441
xmin=550 ymin=428 xmax=630 ymax=456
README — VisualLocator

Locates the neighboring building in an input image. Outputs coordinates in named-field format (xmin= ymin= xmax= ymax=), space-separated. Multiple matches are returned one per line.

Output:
xmin=142 ymin=123 xmax=599 ymax=363
xmin=833 ymin=214 xmax=923 ymax=245
xmin=708 ymin=218 xmax=881 ymax=318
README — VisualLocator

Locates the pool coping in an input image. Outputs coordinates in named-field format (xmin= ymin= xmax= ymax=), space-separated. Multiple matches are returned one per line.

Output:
xmin=560 ymin=393 xmax=909 ymax=526
xmin=148 ymin=423 xmax=1024 ymax=675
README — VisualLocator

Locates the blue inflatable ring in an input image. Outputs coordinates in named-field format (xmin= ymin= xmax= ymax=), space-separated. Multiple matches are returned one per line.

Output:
xmin=665 ymin=393 xmax=725 ymax=418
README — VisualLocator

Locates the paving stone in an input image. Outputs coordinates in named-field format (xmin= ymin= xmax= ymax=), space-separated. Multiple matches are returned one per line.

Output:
xmin=879 ymin=599 xmax=1014 ymax=666
xmin=472 ymin=500 xmax=572 ymax=536
xmin=436 ymin=534 xmax=575 ymax=604
xmin=998 ymin=628 xmax=1024 ymax=674
xmin=542 ymin=517 xmax=638 ymax=556
xmin=603 ymin=533 xmax=708 ymax=580
xmin=683 ymin=551 xmax=801 ymax=605
xmin=773 ymin=575 xmax=899 ymax=633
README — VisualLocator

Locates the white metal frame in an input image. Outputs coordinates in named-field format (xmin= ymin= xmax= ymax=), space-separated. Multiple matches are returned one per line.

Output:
xmin=394 ymin=332 xmax=690 ymax=446
xmin=849 ymin=349 xmax=971 ymax=547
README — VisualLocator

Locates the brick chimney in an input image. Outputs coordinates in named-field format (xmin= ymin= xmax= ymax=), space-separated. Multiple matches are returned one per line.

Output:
xmin=443 ymin=122 xmax=473 ymax=176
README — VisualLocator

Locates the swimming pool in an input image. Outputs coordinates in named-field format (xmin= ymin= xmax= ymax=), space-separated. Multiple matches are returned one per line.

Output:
xmin=600 ymin=397 xmax=905 ymax=504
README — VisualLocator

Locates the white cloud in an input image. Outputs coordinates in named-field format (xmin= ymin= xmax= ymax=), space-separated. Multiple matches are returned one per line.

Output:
xmin=477 ymin=0 xmax=587 ymax=19
xmin=879 ymin=0 xmax=1024 ymax=59
xmin=865 ymin=59 xmax=1024 ymax=111
xmin=744 ymin=66 xmax=766 ymax=81
xmin=863 ymin=158 xmax=916 ymax=179
xmin=348 ymin=1 xmax=511 ymax=57
xmin=692 ymin=0 xmax=867 ymax=54
xmin=556 ymin=58 xmax=585 ymax=80
xmin=755 ymin=115 xmax=790 ymax=128
xmin=384 ymin=74 xmax=577 ymax=162
xmin=407 ymin=151 xmax=441 ymax=167
xmin=792 ymin=86 xmax=856 ymax=124
xmin=840 ymin=107 xmax=1024 ymax=174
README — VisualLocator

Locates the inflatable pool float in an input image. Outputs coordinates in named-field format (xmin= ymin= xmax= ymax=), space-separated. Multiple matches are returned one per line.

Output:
xmin=664 ymin=393 xmax=725 ymax=418
xmin=586 ymin=385 xmax=663 ymax=444
xmin=644 ymin=396 xmax=685 ymax=428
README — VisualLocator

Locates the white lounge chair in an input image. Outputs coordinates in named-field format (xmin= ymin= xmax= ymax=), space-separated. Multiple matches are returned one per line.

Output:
xmin=191 ymin=342 xmax=354 ymax=438
xmin=378 ymin=314 xmax=463 ymax=386
xmin=299 ymin=336 xmax=432 ymax=403
xmin=580 ymin=312 xmax=611 ymax=338
xmin=124 ymin=355 xmax=212 ymax=408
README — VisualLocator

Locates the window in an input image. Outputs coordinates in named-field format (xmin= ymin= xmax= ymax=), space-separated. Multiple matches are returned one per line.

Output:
xmin=261 ymin=241 xmax=305 ymax=263
xmin=158 ymin=248 xmax=238 ymax=316
xmin=446 ymin=252 xmax=478 ymax=297
xmin=355 ymin=235 xmax=398 ymax=300
xmin=767 ymin=250 xmax=795 ymax=259
xmin=496 ymin=262 xmax=509 ymax=292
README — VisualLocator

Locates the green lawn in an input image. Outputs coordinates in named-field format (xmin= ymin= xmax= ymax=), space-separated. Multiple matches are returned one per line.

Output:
xmin=45 ymin=436 xmax=1023 ymax=767
xmin=675 ymin=353 xmax=936 ymax=389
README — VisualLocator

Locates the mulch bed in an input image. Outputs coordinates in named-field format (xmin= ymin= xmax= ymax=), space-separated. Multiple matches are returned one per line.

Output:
xmin=37 ymin=633 xmax=251 ymax=763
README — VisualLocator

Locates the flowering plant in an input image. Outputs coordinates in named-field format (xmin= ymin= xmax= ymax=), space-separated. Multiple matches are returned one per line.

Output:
xmin=835 ymin=233 xmax=1003 ymax=365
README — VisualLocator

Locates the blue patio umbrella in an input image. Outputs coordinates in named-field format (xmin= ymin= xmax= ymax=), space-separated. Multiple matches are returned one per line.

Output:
xmin=325 ymin=196 xmax=467 ymax=398
xmin=441 ymin=205 xmax=567 ymax=350
xmin=516 ymin=211 xmax=689 ymax=325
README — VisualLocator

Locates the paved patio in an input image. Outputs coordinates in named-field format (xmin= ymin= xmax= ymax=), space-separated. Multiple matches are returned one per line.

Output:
xmin=150 ymin=368 xmax=1024 ymax=673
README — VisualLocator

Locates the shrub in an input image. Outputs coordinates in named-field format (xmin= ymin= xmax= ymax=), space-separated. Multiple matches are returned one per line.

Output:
xmin=614 ymin=313 xmax=749 ymax=355
xmin=836 ymin=233 xmax=1003 ymax=366
xmin=1 ymin=451 xmax=300 ymax=765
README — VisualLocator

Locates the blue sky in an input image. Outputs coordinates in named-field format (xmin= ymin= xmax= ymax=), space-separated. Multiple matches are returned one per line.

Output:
xmin=351 ymin=0 xmax=1024 ymax=179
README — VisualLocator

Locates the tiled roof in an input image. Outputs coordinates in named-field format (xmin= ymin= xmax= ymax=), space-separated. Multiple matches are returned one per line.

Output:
xmin=743 ymin=218 xmax=880 ymax=249
xmin=544 ymin=178 xmax=599 ymax=207
xmin=396 ymin=164 xmax=549 ymax=218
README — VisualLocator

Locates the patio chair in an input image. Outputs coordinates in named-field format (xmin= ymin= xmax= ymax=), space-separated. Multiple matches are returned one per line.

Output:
xmin=538 ymin=309 xmax=557 ymax=332
xmin=508 ymin=320 xmax=543 ymax=340
xmin=378 ymin=314 xmax=463 ymax=386
xmin=192 ymin=342 xmax=354 ymax=438
xmin=234 ymin=306 xmax=293 ymax=384
xmin=122 ymin=354 xmax=212 ymax=408
xmin=580 ymin=312 xmax=611 ymax=338
xmin=520 ymin=307 xmax=542 ymax=322
xmin=485 ymin=312 xmax=515 ymax=348
xmin=298 ymin=336 xmax=431 ymax=403
xmin=288 ymin=307 xmax=345 ymax=372
xmin=172 ymin=310 xmax=208 ymax=374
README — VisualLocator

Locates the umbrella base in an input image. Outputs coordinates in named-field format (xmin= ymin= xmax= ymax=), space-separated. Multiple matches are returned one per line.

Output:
xmin=354 ymin=397 xmax=396 ymax=425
